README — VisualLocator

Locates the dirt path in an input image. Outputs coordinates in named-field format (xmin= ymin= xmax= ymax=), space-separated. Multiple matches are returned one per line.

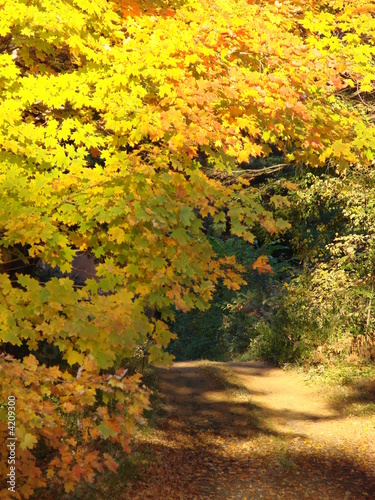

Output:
xmin=228 ymin=362 xmax=372 ymax=443
xmin=124 ymin=361 xmax=375 ymax=499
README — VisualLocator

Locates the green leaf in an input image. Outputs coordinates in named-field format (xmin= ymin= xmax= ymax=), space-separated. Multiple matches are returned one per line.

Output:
xmin=20 ymin=433 xmax=37 ymax=450
xmin=171 ymin=228 xmax=189 ymax=244
xmin=97 ymin=422 xmax=117 ymax=439
xmin=0 ymin=329 xmax=21 ymax=345
xmin=213 ymin=211 xmax=226 ymax=223
xmin=93 ymin=350 xmax=116 ymax=369
xmin=179 ymin=206 xmax=194 ymax=226
xmin=275 ymin=218 xmax=291 ymax=231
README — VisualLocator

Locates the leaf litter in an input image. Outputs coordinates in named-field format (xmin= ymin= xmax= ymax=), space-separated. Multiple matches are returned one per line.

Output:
xmin=123 ymin=361 xmax=375 ymax=499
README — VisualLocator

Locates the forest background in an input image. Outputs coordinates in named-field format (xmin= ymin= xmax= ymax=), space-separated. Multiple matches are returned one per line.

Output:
xmin=0 ymin=0 xmax=375 ymax=497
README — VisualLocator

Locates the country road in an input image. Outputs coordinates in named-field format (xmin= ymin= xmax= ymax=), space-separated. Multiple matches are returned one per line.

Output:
xmin=123 ymin=361 xmax=375 ymax=499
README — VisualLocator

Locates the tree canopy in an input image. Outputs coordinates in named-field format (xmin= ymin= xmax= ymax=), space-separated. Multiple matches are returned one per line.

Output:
xmin=0 ymin=0 xmax=374 ymax=496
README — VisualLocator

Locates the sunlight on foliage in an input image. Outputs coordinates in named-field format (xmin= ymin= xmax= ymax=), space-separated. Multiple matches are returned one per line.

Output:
xmin=0 ymin=0 xmax=374 ymax=495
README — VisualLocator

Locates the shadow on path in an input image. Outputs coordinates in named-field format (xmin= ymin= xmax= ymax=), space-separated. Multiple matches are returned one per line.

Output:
xmin=122 ymin=361 xmax=375 ymax=499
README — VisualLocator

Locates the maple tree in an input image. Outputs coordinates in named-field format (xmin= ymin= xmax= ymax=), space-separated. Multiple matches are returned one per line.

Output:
xmin=0 ymin=0 xmax=374 ymax=496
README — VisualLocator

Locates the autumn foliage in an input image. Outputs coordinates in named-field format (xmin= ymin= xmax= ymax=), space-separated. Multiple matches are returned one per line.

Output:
xmin=0 ymin=0 xmax=374 ymax=496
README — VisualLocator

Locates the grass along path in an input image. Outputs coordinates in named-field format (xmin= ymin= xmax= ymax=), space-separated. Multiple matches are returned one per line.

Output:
xmin=122 ymin=361 xmax=375 ymax=499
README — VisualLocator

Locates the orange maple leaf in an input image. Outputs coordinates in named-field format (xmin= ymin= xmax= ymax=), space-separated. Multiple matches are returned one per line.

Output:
xmin=251 ymin=255 xmax=273 ymax=274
